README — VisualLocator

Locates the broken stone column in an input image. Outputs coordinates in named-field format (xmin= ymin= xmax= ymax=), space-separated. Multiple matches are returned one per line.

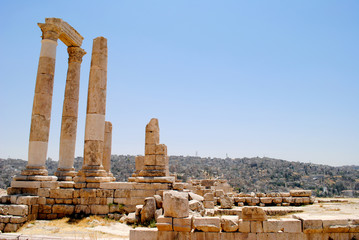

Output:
xmin=139 ymin=118 xmax=168 ymax=177
xmin=55 ymin=46 xmax=86 ymax=181
xmin=74 ymin=37 xmax=111 ymax=186
xmin=21 ymin=22 xmax=62 ymax=177
xmin=103 ymin=121 xmax=115 ymax=180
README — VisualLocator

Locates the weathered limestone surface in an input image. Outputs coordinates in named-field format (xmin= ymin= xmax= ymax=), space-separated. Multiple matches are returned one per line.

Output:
xmin=24 ymin=22 xmax=61 ymax=177
xmin=138 ymin=119 xmax=169 ymax=177
xmin=103 ymin=121 xmax=115 ymax=180
xmin=56 ymin=46 xmax=86 ymax=180
xmin=242 ymin=206 xmax=268 ymax=221
xmin=75 ymin=37 xmax=111 ymax=185
xmin=140 ymin=197 xmax=156 ymax=223
xmin=163 ymin=191 xmax=189 ymax=218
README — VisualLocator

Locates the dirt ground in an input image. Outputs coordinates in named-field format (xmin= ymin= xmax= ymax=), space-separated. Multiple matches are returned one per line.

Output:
xmin=1 ymin=197 xmax=359 ymax=239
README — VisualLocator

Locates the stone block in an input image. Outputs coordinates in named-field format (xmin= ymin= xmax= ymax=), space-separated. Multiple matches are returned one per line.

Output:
xmin=31 ymin=204 xmax=39 ymax=214
xmin=40 ymin=181 xmax=58 ymax=189
xmin=100 ymin=182 xmax=134 ymax=189
xmin=4 ymin=223 xmax=21 ymax=232
xmin=155 ymin=144 xmax=167 ymax=155
xmin=131 ymin=189 xmax=157 ymax=198
xmin=263 ymin=219 xmax=281 ymax=233
xmin=90 ymin=205 xmax=109 ymax=215
xmin=154 ymin=195 xmax=163 ymax=209
xmin=145 ymin=144 xmax=156 ymax=155
xmin=141 ymin=197 xmax=156 ymax=223
xmin=189 ymin=200 xmax=203 ymax=212
xmin=251 ymin=197 xmax=260 ymax=204
xmin=58 ymin=181 xmax=75 ymax=188
xmin=272 ymin=197 xmax=282 ymax=204
xmin=173 ymin=216 xmax=192 ymax=232
xmin=260 ymin=197 xmax=273 ymax=204
xmin=157 ymin=216 xmax=173 ymax=231
xmin=294 ymin=215 xmax=323 ymax=233
xmin=189 ymin=192 xmax=204 ymax=201
xmin=156 ymin=155 xmax=167 ymax=166
xmin=193 ymin=217 xmax=221 ymax=232
xmin=129 ymin=228 xmax=158 ymax=240
xmin=290 ymin=190 xmax=312 ymax=197
xmin=0 ymin=215 xmax=11 ymax=223
xmin=238 ymin=220 xmax=251 ymax=233
xmin=75 ymin=205 xmax=91 ymax=214
xmin=11 ymin=181 xmax=41 ymax=188
xmin=8 ymin=205 xmax=28 ymax=216
xmin=38 ymin=188 xmax=50 ymax=197
xmin=293 ymin=197 xmax=304 ymax=205
xmin=322 ymin=218 xmax=349 ymax=233
xmin=1 ymin=195 xmax=10 ymax=204
xmin=115 ymin=189 xmax=130 ymax=198
xmin=52 ymin=204 xmax=74 ymax=215
xmin=16 ymin=196 xmax=38 ymax=205
xmin=39 ymin=204 xmax=52 ymax=214
xmin=220 ymin=195 xmax=234 ymax=209
xmin=204 ymin=193 xmax=214 ymax=201
xmin=242 ymin=206 xmax=267 ymax=221
xmin=144 ymin=155 xmax=156 ymax=165
xmin=10 ymin=216 xmax=27 ymax=224
xmin=50 ymin=189 xmax=74 ymax=199
xmin=80 ymin=188 xmax=97 ymax=198
xmin=46 ymin=198 xmax=55 ymax=205
xmin=281 ymin=219 xmax=302 ymax=233
xmin=96 ymin=189 xmax=113 ymax=198
xmin=173 ymin=183 xmax=184 ymax=191
xmin=203 ymin=201 xmax=214 ymax=209
xmin=221 ymin=216 xmax=239 ymax=232
xmin=163 ymin=191 xmax=189 ymax=218
xmin=251 ymin=221 xmax=263 ymax=233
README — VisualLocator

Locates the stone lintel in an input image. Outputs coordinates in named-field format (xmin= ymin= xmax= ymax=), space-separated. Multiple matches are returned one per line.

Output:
xmin=44 ymin=18 xmax=84 ymax=47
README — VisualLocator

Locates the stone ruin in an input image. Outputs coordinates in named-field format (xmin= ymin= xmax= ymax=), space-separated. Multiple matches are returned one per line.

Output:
xmin=1 ymin=18 xmax=359 ymax=239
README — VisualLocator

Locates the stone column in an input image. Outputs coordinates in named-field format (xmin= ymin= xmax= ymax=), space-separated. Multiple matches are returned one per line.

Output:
xmin=55 ymin=47 xmax=86 ymax=181
xmin=103 ymin=121 xmax=115 ymax=180
xmin=21 ymin=23 xmax=61 ymax=176
xmin=75 ymin=37 xmax=111 ymax=185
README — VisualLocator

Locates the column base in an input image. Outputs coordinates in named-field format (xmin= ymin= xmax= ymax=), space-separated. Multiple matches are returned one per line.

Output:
xmin=73 ymin=165 xmax=112 ymax=187
xmin=107 ymin=172 xmax=116 ymax=182
xmin=55 ymin=167 xmax=77 ymax=181
xmin=138 ymin=165 xmax=167 ymax=177
xmin=21 ymin=165 xmax=48 ymax=176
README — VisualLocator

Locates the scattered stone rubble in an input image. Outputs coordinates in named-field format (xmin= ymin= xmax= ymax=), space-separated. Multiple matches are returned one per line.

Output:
xmin=131 ymin=190 xmax=359 ymax=240
xmin=2 ymin=18 xmax=358 ymax=240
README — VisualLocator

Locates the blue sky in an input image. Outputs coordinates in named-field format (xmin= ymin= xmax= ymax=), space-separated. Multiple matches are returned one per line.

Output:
xmin=0 ymin=1 xmax=358 ymax=166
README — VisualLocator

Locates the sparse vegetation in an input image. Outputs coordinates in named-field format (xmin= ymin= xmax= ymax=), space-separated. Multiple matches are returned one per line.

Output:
xmin=1 ymin=155 xmax=358 ymax=197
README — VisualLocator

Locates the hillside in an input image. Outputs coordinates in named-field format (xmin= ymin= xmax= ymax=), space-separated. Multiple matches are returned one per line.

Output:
xmin=0 ymin=155 xmax=358 ymax=197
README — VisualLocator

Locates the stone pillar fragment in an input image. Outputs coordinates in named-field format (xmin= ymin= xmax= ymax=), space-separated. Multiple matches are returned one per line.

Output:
xmin=55 ymin=46 xmax=86 ymax=181
xmin=139 ymin=118 xmax=168 ymax=177
xmin=74 ymin=37 xmax=111 ymax=185
xmin=103 ymin=121 xmax=115 ymax=180
xmin=22 ymin=23 xmax=61 ymax=177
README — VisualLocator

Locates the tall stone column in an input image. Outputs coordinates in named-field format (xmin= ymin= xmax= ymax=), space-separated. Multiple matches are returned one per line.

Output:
xmin=55 ymin=47 xmax=86 ymax=181
xmin=75 ymin=37 xmax=111 ymax=186
xmin=21 ymin=23 xmax=61 ymax=177
xmin=103 ymin=121 xmax=115 ymax=180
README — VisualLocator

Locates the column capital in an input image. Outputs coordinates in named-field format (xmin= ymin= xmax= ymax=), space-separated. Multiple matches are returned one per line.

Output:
xmin=38 ymin=23 xmax=61 ymax=41
xmin=67 ymin=47 xmax=86 ymax=63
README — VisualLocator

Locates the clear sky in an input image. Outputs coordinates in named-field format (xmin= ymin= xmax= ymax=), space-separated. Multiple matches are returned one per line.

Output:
xmin=0 ymin=1 xmax=358 ymax=166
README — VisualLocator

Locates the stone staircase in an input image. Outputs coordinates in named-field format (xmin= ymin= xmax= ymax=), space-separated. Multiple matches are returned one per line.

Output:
xmin=0 ymin=195 xmax=39 ymax=232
